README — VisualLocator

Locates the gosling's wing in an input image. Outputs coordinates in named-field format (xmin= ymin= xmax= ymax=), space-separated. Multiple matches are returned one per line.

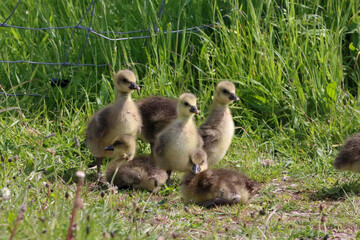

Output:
xmin=154 ymin=133 xmax=167 ymax=155
xmin=198 ymin=125 xmax=221 ymax=148
xmin=87 ymin=107 xmax=112 ymax=139
xmin=196 ymin=171 xmax=215 ymax=190
xmin=122 ymin=169 xmax=142 ymax=184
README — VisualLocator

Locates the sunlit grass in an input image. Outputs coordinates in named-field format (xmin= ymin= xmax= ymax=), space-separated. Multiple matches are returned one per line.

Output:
xmin=1 ymin=0 xmax=360 ymax=238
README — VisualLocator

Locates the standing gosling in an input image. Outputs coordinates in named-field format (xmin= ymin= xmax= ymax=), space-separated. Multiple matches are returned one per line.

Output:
xmin=199 ymin=81 xmax=239 ymax=167
xmin=136 ymin=96 xmax=177 ymax=149
xmin=86 ymin=70 xmax=141 ymax=173
xmin=334 ymin=133 xmax=360 ymax=173
xmin=181 ymin=166 xmax=260 ymax=207
xmin=154 ymin=93 xmax=203 ymax=179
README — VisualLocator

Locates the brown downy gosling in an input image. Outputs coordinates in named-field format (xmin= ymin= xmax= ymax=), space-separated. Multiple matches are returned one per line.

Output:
xmin=181 ymin=164 xmax=260 ymax=207
xmin=199 ymin=81 xmax=239 ymax=167
xmin=106 ymin=155 xmax=168 ymax=192
xmin=105 ymin=137 xmax=168 ymax=191
xmin=154 ymin=93 xmax=203 ymax=179
xmin=86 ymin=69 xmax=141 ymax=173
xmin=334 ymin=133 xmax=360 ymax=173
xmin=136 ymin=96 xmax=177 ymax=149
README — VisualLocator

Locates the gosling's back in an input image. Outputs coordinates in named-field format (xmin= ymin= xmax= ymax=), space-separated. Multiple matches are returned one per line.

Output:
xmin=106 ymin=155 xmax=168 ymax=192
xmin=181 ymin=169 xmax=260 ymax=206
xmin=136 ymin=96 xmax=177 ymax=145
xmin=334 ymin=133 xmax=360 ymax=173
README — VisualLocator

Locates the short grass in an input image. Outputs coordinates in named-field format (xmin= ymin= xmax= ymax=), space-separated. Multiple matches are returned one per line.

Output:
xmin=1 ymin=0 xmax=360 ymax=239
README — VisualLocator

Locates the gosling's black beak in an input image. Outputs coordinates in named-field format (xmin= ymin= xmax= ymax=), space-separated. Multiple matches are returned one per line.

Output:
xmin=189 ymin=106 xmax=199 ymax=114
xmin=229 ymin=93 xmax=239 ymax=101
xmin=192 ymin=164 xmax=201 ymax=174
xmin=129 ymin=82 xmax=140 ymax=90
xmin=104 ymin=145 xmax=114 ymax=151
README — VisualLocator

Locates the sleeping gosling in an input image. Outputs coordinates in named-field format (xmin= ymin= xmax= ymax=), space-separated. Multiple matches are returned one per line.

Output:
xmin=86 ymin=70 xmax=141 ymax=173
xmin=334 ymin=133 xmax=360 ymax=173
xmin=136 ymin=96 xmax=177 ymax=149
xmin=154 ymin=93 xmax=203 ymax=180
xmin=199 ymin=81 xmax=239 ymax=167
xmin=180 ymin=150 xmax=260 ymax=207
xmin=181 ymin=167 xmax=260 ymax=207
xmin=106 ymin=155 xmax=168 ymax=192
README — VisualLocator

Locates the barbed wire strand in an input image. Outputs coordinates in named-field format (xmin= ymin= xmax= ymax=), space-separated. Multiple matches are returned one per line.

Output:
xmin=144 ymin=0 xmax=166 ymax=46
xmin=0 ymin=0 xmax=215 ymax=98
xmin=0 ymin=60 xmax=108 ymax=67
xmin=0 ymin=92 xmax=48 ymax=98
xmin=72 ymin=0 xmax=98 ymax=78
xmin=0 ymin=0 xmax=21 ymax=26
xmin=157 ymin=0 xmax=166 ymax=20
xmin=0 ymin=22 xmax=214 ymax=37
xmin=54 ymin=0 xmax=96 ymax=81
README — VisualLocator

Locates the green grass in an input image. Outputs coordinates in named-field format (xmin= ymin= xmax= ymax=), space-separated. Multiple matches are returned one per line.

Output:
xmin=1 ymin=0 xmax=360 ymax=239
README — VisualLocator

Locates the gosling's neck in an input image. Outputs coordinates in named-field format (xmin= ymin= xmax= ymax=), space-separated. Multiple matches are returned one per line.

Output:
xmin=210 ymin=99 xmax=229 ymax=112
xmin=177 ymin=114 xmax=194 ymax=125
xmin=115 ymin=91 xmax=132 ymax=102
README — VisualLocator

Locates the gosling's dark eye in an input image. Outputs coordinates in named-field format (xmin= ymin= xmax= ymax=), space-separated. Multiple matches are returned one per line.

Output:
xmin=184 ymin=102 xmax=189 ymax=106
xmin=117 ymin=78 xmax=128 ymax=84
xmin=113 ymin=141 xmax=123 ymax=146
xmin=222 ymin=89 xmax=229 ymax=94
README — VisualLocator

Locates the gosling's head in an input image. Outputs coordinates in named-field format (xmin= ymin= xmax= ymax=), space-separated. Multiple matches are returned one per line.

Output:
xmin=214 ymin=81 xmax=239 ymax=105
xmin=113 ymin=70 xmax=140 ymax=94
xmin=177 ymin=93 xmax=199 ymax=118
xmin=188 ymin=149 xmax=208 ymax=174
xmin=104 ymin=135 xmax=136 ymax=160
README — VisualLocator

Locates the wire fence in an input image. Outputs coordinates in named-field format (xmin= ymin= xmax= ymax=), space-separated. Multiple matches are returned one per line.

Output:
xmin=0 ymin=0 xmax=215 ymax=97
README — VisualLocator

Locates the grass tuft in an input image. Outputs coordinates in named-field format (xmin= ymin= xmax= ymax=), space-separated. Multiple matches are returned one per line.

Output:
xmin=1 ymin=0 xmax=360 ymax=238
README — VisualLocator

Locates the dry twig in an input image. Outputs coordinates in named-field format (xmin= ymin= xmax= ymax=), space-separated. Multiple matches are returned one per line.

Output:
xmin=66 ymin=171 xmax=85 ymax=240
xmin=9 ymin=203 xmax=27 ymax=240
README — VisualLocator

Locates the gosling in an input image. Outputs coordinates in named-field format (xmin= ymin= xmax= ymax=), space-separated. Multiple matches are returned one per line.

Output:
xmin=136 ymin=96 xmax=177 ymax=149
xmin=86 ymin=70 xmax=141 ymax=173
xmin=180 ymin=168 xmax=260 ymax=207
xmin=105 ymin=135 xmax=167 ymax=191
xmin=199 ymin=81 xmax=239 ymax=167
xmin=103 ymin=135 xmax=136 ymax=161
xmin=334 ymin=133 xmax=360 ymax=173
xmin=154 ymin=93 xmax=203 ymax=179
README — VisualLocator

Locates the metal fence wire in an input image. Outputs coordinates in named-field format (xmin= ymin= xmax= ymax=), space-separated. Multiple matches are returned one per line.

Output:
xmin=0 ymin=0 xmax=215 ymax=97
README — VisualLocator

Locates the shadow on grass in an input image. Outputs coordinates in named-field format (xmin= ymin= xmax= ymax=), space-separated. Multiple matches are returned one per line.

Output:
xmin=310 ymin=180 xmax=360 ymax=200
